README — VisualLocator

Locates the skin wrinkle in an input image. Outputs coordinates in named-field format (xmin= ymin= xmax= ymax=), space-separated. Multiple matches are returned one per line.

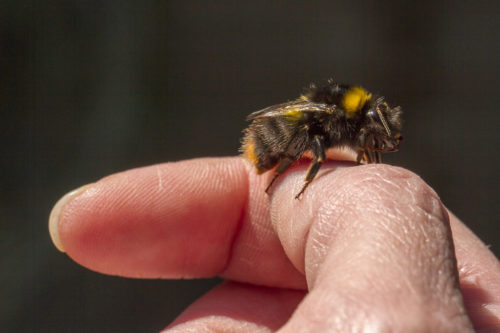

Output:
xmin=306 ymin=201 xmax=346 ymax=286
xmin=156 ymin=164 xmax=165 ymax=193
xmin=442 ymin=262 xmax=463 ymax=307
xmin=305 ymin=238 xmax=324 ymax=278
xmin=304 ymin=213 xmax=338 ymax=285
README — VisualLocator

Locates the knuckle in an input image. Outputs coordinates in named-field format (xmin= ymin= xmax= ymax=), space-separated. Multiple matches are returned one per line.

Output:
xmin=310 ymin=164 xmax=449 ymax=246
xmin=348 ymin=164 xmax=441 ymax=209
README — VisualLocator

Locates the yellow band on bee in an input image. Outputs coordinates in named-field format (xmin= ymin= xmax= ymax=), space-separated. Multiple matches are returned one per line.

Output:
xmin=342 ymin=87 xmax=371 ymax=116
xmin=243 ymin=139 xmax=259 ymax=165
xmin=283 ymin=108 xmax=303 ymax=121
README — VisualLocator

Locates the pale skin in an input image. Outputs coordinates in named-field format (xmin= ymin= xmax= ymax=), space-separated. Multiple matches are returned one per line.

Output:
xmin=49 ymin=157 xmax=500 ymax=332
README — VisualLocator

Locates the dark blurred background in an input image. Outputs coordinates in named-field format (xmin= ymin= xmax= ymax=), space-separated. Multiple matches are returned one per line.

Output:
xmin=1 ymin=1 xmax=498 ymax=332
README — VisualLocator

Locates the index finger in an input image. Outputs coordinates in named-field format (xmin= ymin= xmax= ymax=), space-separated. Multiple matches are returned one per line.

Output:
xmin=49 ymin=157 xmax=306 ymax=288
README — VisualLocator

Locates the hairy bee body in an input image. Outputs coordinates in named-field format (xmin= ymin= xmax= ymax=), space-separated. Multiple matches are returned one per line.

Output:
xmin=241 ymin=80 xmax=403 ymax=198
xmin=243 ymin=108 xmax=352 ymax=172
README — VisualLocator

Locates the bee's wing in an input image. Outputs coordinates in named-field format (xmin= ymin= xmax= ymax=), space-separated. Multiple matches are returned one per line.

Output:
xmin=246 ymin=99 xmax=332 ymax=121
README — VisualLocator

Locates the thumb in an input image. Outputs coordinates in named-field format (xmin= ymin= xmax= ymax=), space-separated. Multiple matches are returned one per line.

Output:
xmin=270 ymin=163 xmax=473 ymax=332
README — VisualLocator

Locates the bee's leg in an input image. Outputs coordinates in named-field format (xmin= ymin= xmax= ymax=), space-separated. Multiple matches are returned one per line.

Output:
xmin=265 ymin=156 xmax=295 ymax=193
xmin=365 ymin=150 xmax=380 ymax=163
xmin=356 ymin=130 xmax=367 ymax=164
xmin=295 ymin=136 xmax=325 ymax=199
xmin=356 ymin=149 xmax=365 ymax=164
xmin=363 ymin=149 xmax=373 ymax=164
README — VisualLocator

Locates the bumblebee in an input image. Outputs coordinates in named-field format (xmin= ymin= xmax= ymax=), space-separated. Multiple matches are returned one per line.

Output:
xmin=240 ymin=80 xmax=403 ymax=199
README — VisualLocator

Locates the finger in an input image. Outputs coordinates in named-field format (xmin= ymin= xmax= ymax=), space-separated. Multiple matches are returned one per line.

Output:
xmin=449 ymin=212 xmax=500 ymax=330
xmin=270 ymin=164 xmax=474 ymax=331
xmin=49 ymin=157 xmax=305 ymax=287
xmin=49 ymin=156 xmax=500 ymax=328
xmin=162 ymin=281 xmax=305 ymax=333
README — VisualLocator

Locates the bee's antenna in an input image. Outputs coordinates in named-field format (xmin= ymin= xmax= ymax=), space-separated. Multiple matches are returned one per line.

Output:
xmin=376 ymin=108 xmax=392 ymax=137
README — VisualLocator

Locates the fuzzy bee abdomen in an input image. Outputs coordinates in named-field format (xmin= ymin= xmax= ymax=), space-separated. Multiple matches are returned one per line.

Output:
xmin=241 ymin=116 xmax=304 ymax=173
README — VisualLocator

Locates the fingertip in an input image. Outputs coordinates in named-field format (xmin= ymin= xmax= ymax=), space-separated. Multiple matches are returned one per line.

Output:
xmin=48 ymin=184 xmax=94 ymax=253
xmin=52 ymin=158 xmax=254 ymax=278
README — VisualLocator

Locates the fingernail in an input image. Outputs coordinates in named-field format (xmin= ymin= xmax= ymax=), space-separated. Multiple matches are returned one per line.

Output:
xmin=49 ymin=184 xmax=93 ymax=252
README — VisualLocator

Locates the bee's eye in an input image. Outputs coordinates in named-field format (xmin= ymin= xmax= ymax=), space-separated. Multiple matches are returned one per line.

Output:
xmin=367 ymin=109 xmax=379 ymax=121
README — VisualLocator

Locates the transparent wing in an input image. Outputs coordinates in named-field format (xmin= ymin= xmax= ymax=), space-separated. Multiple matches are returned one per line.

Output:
xmin=246 ymin=99 xmax=333 ymax=121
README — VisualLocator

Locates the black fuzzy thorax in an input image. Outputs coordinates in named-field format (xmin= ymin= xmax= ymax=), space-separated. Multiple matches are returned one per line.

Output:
xmin=304 ymin=83 xmax=351 ymax=105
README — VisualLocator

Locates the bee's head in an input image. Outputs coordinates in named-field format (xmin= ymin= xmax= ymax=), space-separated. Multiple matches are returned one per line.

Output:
xmin=362 ymin=97 xmax=403 ymax=152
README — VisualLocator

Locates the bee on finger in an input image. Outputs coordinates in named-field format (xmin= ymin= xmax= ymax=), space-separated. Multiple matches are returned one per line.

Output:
xmin=240 ymin=79 xmax=403 ymax=199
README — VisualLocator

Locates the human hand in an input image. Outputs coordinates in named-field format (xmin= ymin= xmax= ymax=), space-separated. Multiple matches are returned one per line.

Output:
xmin=49 ymin=157 xmax=500 ymax=332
